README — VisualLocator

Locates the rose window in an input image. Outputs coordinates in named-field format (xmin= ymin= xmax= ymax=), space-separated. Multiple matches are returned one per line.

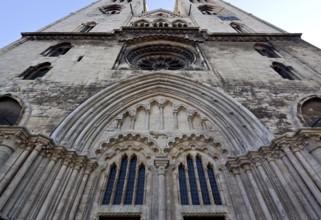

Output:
xmin=126 ymin=45 xmax=196 ymax=70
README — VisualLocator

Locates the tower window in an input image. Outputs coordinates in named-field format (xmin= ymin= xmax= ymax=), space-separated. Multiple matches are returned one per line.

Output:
xmin=0 ymin=97 xmax=22 ymax=126
xmin=272 ymin=62 xmax=297 ymax=80
xmin=100 ymin=5 xmax=123 ymax=15
xmin=301 ymin=97 xmax=321 ymax=127
xmin=178 ymin=155 xmax=222 ymax=206
xmin=102 ymin=155 xmax=146 ymax=205
xmin=19 ymin=62 xmax=52 ymax=80
xmin=41 ymin=42 xmax=72 ymax=57
xmin=198 ymin=5 xmax=219 ymax=15
xmin=79 ymin=22 xmax=97 ymax=33
xmin=254 ymin=43 xmax=280 ymax=58
xmin=230 ymin=22 xmax=244 ymax=33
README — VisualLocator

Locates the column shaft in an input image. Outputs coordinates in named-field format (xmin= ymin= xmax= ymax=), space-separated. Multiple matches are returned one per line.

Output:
xmin=234 ymin=173 xmax=256 ymax=220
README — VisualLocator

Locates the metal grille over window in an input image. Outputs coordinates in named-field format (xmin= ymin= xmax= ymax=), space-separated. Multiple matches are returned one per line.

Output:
xmin=102 ymin=155 xmax=145 ymax=205
xmin=178 ymin=156 xmax=222 ymax=206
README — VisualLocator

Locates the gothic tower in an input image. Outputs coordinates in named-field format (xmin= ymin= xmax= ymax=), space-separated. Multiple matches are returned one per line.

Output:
xmin=0 ymin=0 xmax=321 ymax=219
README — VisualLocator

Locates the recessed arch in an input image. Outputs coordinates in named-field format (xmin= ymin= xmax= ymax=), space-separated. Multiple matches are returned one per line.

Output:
xmin=51 ymin=73 xmax=273 ymax=154
xmin=0 ymin=96 xmax=22 ymax=126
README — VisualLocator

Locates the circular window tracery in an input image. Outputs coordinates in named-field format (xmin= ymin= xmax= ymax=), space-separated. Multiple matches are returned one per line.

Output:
xmin=301 ymin=97 xmax=321 ymax=127
xmin=126 ymin=45 xmax=196 ymax=70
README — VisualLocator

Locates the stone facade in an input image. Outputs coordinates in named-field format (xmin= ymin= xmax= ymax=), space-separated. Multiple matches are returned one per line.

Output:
xmin=0 ymin=0 xmax=321 ymax=219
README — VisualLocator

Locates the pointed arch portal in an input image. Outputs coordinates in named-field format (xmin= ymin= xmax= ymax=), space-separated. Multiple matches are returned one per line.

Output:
xmin=51 ymin=73 xmax=273 ymax=154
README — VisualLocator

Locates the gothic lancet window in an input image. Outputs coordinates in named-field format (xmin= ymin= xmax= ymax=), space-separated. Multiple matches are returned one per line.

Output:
xmin=178 ymin=155 xmax=222 ymax=206
xmin=102 ymin=155 xmax=145 ymax=205
xmin=230 ymin=22 xmax=246 ymax=33
xmin=79 ymin=22 xmax=97 ymax=33
xmin=41 ymin=42 xmax=72 ymax=57
xmin=178 ymin=165 xmax=189 ymax=205
xmin=0 ymin=97 xmax=22 ymax=126
xmin=272 ymin=62 xmax=297 ymax=80
xmin=19 ymin=62 xmax=52 ymax=80
xmin=254 ymin=43 xmax=280 ymax=58
xmin=198 ymin=5 xmax=217 ymax=15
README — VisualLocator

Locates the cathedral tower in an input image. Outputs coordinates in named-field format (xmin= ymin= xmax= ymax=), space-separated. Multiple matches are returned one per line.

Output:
xmin=0 ymin=0 xmax=321 ymax=219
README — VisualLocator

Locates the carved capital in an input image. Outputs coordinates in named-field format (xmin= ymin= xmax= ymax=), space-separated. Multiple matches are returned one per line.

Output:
xmin=154 ymin=158 xmax=169 ymax=175
xmin=0 ymin=132 xmax=9 ymax=144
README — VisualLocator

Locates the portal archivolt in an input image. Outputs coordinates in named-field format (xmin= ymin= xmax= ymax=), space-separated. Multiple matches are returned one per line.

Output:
xmin=51 ymin=73 xmax=273 ymax=155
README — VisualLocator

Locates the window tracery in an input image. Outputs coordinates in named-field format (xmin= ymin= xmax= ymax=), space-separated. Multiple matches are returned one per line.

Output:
xmin=41 ymin=42 xmax=72 ymax=57
xmin=178 ymin=155 xmax=222 ymax=206
xmin=254 ymin=43 xmax=280 ymax=58
xmin=79 ymin=21 xmax=96 ymax=33
xmin=272 ymin=62 xmax=297 ymax=80
xmin=102 ymin=155 xmax=146 ymax=206
xmin=126 ymin=45 xmax=196 ymax=70
xmin=19 ymin=62 xmax=52 ymax=80
xmin=301 ymin=97 xmax=321 ymax=127
xmin=100 ymin=4 xmax=123 ymax=15
xmin=198 ymin=5 xmax=218 ymax=15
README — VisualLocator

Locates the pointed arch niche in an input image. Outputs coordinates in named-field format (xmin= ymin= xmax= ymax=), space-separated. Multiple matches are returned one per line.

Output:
xmin=51 ymin=73 xmax=273 ymax=155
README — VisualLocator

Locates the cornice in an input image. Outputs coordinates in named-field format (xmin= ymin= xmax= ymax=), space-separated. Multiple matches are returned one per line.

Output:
xmin=206 ymin=33 xmax=302 ymax=42
xmin=21 ymin=31 xmax=302 ymax=43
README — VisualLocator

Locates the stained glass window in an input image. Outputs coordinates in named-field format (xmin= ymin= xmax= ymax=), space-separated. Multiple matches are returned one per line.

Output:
xmin=187 ymin=156 xmax=200 ymax=205
xmin=113 ymin=156 xmax=128 ymax=204
xmin=135 ymin=165 xmax=145 ymax=205
xmin=179 ymin=164 xmax=189 ymax=205
xmin=102 ymin=165 xmax=117 ymax=205
xmin=207 ymin=165 xmax=222 ymax=205
xmin=124 ymin=156 xmax=137 ymax=204
xmin=196 ymin=157 xmax=210 ymax=205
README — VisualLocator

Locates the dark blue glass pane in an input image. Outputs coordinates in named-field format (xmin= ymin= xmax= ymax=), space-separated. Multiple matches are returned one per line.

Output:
xmin=196 ymin=157 xmax=210 ymax=205
xmin=135 ymin=165 xmax=145 ymax=205
xmin=179 ymin=165 xmax=189 ymax=205
xmin=208 ymin=166 xmax=222 ymax=205
xmin=187 ymin=157 xmax=200 ymax=205
xmin=102 ymin=166 xmax=117 ymax=205
xmin=124 ymin=157 xmax=137 ymax=204
xmin=113 ymin=156 xmax=128 ymax=204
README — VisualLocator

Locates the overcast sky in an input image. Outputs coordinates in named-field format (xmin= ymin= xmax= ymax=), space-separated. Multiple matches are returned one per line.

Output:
xmin=0 ymin=0 xmax=320 ymax=49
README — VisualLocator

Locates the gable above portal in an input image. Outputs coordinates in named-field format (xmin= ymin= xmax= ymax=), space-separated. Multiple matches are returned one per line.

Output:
xmin=138 ymin=8 xmax=184 ymax=18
